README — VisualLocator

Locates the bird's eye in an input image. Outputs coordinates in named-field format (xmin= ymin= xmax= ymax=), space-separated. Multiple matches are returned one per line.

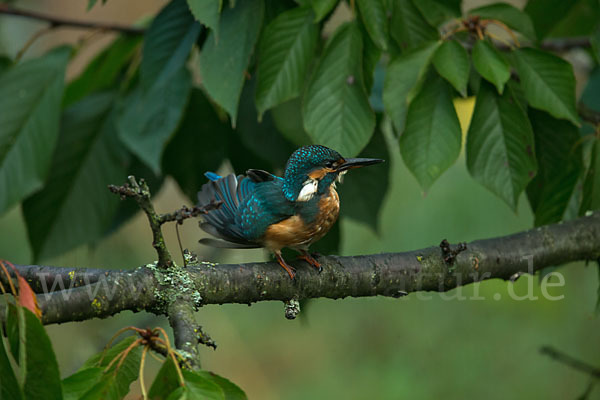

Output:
xmin=324 ymin=160 xmax=334 ymax=168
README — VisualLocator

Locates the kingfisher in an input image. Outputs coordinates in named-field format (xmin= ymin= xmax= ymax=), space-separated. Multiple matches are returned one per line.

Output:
xmin=197 ymin=145 xmax=384 ymax=279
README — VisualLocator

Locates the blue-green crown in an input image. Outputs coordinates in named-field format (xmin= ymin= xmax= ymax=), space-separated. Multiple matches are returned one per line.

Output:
xmin=282 ymin=145 xmax=342 ymax=201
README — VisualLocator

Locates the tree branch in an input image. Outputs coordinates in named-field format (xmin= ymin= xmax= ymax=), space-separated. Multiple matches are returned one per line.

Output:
xmin=1 ymin=212 xmax=598 ymax=326
xmin=0 ymin=4 xmax=145 ymax=35
xmin=538 ymin=37 xmax=591 ymax=52
xmin=494 ymin=36 xmax=591 ymax=52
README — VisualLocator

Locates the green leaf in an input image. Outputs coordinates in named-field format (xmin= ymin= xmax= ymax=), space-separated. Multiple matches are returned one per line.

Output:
xmin=64 ymin=36 xmax=142 ymax=107
xmin=526 ymin=109 xmax=582 ymax=226
xmin=62 ymin=368 xmax=103 ymax=400
xmin=0 ymin=55 xmax=13 ymax=75
xmin=163 ymin=88 xmax=231 ymax=201
xmin=0 ymin=47 xmax=70 ymax=215
xmin=187 ymin=0 xmax=222 ymax=33
xmin=82 ymin=336 xmax=138 ymax=370
xmin=468 ymin=3 xmax=536 ymax=40
xmin=237 ymin=77 xmax=297 ymax=168
xmin=161 ymin=371 xmax=226 ymax=400
xmin=432 ymin=39 xmax=469 ymax=96
xmin=264 ymin=0 xmax=299 ymax=25
xmin=23 ymin=93 xmax=129 ymax=261
xmin=87 ymin=0 xmax=107 ymax=10
xmin=597 ymin=262 xmax=600 ymax=314
xmin=141 ymin=0 xmax=200 ymax=90
xmin=271 ymin=97 xmax=312 ymax=146
xmin=148 ymin=357 xmax=181 ymax=400
xmin=390 ymin=0 xmax=439 ymax=50
xmin=199 ymin=0 xmax=264 ymax=125
xmin=550 ymin=0 xmax=599 ymax=38
xmin=181 ymin=370 xmax=225 ymax=400
xmin=382 ymin=41 xmax=439 ymax=133
xmin=0 ymin=330 xmax=22 ymax=400
xmin=255 ymin=6 xmax=318 ymax=117
xmin=304 ymin=22 xmax=375 ymax=157
xmin=117 ymin=68 xmax=191 ymax=174
xmin=5 ymin=303 xmax=20 ymax=362
xmin=338 ymin=125 xmax=390 ymax=231
xmin=512 ymin=47 xmax=580 ymax=126
xmin=590 ymin=26 xmax=600 ymax=64
xmin=580 ymin=139 xmax=600 ymax=214
xmin=356 ymin=0 xmax=388 ymax=51
xmin=152 ymin=366 xmax=245 ymax=400
xmin=524 ymin=0 xmax=579 ymax=39
xmin=413 ymin=0 xmax=461 ymax=27
xmin=359 ymin=19 xmax=382 ymax=94
xmin=79 ymin=338 xmax=141 ymax=400
xmin=581 ymin=68 xmax=600 ymax=112
xmin=400 ymin=73 xmax=461 ymax=191
xmin=466 ymin=82 xmax=537 ymax=210
xmin=195 ymin=371 xmax=247 ymax=400
xmin=309 ymin=0 xmax=337 ymax=22
xmin=22 ymin=308 xmax=63 ymax=400
xmin=471 ymin=39 xmax=510 ymax=94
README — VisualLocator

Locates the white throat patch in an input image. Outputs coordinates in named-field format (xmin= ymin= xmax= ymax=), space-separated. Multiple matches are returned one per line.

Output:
xmin=297 ymin=178 xmax=318 ymax=201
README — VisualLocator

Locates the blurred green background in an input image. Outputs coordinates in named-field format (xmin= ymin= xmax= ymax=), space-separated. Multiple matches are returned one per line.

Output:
xmin=1 ymin=1 xmax=599 ymax=399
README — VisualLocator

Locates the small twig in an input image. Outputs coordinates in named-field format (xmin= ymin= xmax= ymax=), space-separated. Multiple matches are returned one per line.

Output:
xmin=540 ymin=346 xmax=600 ymax=380
xmin=15 ymin=26 xmax=53 ymax=61
xmin=175 ymin=224 xmax=185 ymax=267
xmin=0 ymin=4 xmax=145 ymax=35
xmin=284 ymin=298 xmax=301 ymax=320
xmin=440 ymin=239 xmax=467 ymax=266
xmin=196 ymin=325 xmax=217 ymax=350
xmin=159 ymin=203 xmax=222 ymax=225
xmin=579 ymin=103 xmax=600 ymax=126
xmin=109 ymin=176 xmax=173 ymax=268
xmin=109 ymin=176 xmax=221 ymax=269
xmin=509 ymin=271 xmax=524 ymax=282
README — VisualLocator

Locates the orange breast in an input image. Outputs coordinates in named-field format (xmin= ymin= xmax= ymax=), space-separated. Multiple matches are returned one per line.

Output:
xmin=263 ymin=187 xmax=340 ymax=251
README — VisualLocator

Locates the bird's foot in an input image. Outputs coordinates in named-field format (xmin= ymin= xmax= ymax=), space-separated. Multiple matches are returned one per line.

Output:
xmin=298 ymin=251 xmax=322 ymax=273
xmin=275 ymin=252 xmax=296 ymax=280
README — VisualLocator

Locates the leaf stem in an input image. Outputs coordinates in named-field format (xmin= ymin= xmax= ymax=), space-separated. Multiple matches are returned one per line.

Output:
xmin=0 ymin=3 xmax=145 ymax=35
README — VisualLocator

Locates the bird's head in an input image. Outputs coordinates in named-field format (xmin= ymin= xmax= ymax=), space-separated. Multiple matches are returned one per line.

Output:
xmin=282 ymin=145 xmax=384 ymax=202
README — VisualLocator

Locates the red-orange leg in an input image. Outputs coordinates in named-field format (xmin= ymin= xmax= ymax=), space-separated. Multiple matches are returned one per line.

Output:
xmin=298 ymin=250 xmax=322 ymax=273
xmin=275 ymin=251 xmax=296 ymax=280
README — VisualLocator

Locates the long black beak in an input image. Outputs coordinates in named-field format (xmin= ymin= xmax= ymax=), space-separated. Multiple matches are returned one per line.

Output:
xmin=336 ymin=158 xmax=385 ymax=171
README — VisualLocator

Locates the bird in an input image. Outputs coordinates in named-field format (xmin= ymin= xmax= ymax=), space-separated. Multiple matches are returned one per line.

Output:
xmin=197 ymin=145 xmax=384 ymax=279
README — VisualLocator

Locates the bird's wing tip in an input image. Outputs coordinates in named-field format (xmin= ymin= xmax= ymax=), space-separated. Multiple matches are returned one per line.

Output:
xmin=204 ymin=172 xmax=222 ymax=181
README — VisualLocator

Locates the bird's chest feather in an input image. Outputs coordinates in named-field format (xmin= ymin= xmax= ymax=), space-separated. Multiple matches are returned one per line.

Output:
xmin=263 ymin=187 xmax=340 ymax=250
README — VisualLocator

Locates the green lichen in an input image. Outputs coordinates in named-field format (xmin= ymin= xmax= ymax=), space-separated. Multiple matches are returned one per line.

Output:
xmin=144 ymin=260 xmax=204 ymax=312
xmin=177 ymin=349 xmax=195 ymax=363
xmin=91 ymin=298 xmax=102 ymax=314
xmin=199 ymin=261 xmax=218 ymax=268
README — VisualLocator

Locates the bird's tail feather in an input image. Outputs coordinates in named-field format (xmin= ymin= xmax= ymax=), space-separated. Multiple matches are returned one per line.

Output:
xmin=198 ymin=172 xmax=256 ymax=247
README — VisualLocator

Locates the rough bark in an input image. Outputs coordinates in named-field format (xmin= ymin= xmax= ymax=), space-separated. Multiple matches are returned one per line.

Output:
xmin=1 ymin=212 xmax=598 ymax=326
